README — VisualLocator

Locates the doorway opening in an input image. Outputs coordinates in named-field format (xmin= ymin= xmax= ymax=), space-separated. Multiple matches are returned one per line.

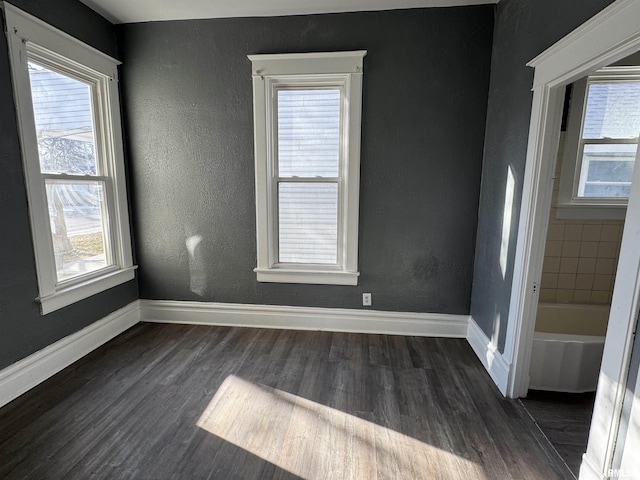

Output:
xmin=520 ymin=53 xmax=640 ymax=475
xmin=502 ymin=1 xmax=640 ymax=478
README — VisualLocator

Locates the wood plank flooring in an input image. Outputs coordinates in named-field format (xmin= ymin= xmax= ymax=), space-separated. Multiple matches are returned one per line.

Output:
xmin=0 ymin=323 xmax=573 ymax=479
xmin=520 ymin=390 xmax=595 ymax=478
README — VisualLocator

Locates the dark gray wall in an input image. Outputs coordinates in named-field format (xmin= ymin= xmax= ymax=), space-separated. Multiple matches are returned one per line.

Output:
xmin=470 ymin=0 xmax=616 ymax=351
xmin=0 ymin=1 xmax=138 ymax=370
xmin=118 ymin=6 xmax=494 ymax=314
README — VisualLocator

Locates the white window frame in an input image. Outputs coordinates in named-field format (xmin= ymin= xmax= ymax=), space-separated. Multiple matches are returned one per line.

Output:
xmin=557 ymin=66 xmax=640 ymax=220
xmin=3 ymin=3 xmax=136 ymax=314
xmin=248 ymin=51 xmax=365 ymax=286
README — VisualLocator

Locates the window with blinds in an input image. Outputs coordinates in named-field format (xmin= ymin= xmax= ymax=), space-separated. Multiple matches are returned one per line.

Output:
xmin=276 ymin=88 xmax=341 ymax=265
xmin=249 ymin=51 xmax=365 ymax=285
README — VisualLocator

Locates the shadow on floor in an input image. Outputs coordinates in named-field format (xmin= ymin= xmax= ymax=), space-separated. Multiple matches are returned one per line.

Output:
xmin=520 ymin=389 xmax=596 ymax=478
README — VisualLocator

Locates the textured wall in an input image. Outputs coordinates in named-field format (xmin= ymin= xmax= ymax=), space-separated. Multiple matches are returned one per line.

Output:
xmin=470 ymin=0 xmax=616 ymax=351
xmin=0 ymin=1 xmax=138 ymax=370
xmin=118 ymin=6 xmax=494 ymax=314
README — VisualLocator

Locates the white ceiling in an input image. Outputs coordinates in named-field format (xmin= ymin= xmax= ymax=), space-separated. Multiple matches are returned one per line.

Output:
xmin=79 ymin=0 xmax=497 ymax=24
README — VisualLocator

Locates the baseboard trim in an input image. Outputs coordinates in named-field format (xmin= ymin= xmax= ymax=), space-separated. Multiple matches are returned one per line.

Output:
xmin=467 ymin=316 xmax=511 ymax=396
xmin=0 ymin=300 xmax=140 ymax=409
xmin=140 ymin=300 xmax=469 ymax=338
xmin=579 ymin=453 xmax=605 ymax=480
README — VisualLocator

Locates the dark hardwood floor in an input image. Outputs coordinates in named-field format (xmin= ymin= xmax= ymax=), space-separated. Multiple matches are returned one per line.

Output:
xmin=0 ymin=323 xmax=573 ymax=479
xmin=520 ymin=390 xmax=596 ymax=478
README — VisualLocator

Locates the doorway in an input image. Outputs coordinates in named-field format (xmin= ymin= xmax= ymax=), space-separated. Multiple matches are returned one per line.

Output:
xmin=501 ymin=1 xmax=640 ymax=478
xmin=519 ymin=60 xmax=640 ymax=475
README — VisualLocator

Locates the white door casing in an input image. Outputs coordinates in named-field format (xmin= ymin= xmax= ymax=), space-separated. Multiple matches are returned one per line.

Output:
xmin=501 ymin=0 xmax=640 ymax=478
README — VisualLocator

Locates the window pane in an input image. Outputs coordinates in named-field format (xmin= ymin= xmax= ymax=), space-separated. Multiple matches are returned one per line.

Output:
xmin=45 ymin=181 xmax=111 ymax=282
xmin=278 ymin=182 xmax=338 ymax=264
xmin=28 ymin=61 xmax=98 ymax=175
xmin=582 ymin=82 xmax=640 ymax=140
xmin=277 ymin=89 xmax=340 ymax=178
xmin=579 ymin=143 xmax=636 ymax=197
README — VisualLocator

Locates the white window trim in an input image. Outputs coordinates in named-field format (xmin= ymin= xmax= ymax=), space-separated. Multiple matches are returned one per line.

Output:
xmin=557 ymin=66 xmax=640 ymax=220
xmin=248 ymin=51 xmax=365 ymax=286
xmin=3 ymin=3 xmax=136 ymax=314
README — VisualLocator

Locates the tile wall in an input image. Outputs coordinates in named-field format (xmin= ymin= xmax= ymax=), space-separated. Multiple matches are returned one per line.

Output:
xmin=540 ymin=134 xmax=624 ymax=305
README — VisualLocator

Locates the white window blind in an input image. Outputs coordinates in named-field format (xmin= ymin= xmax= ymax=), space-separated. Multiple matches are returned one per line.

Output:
xmin=277 ymin=88 xmax=340 ymax=264
xmin=277 ymin=89 xmax=340 ymax=177
xmin=249 ymin=50 xmax=365 ymax=285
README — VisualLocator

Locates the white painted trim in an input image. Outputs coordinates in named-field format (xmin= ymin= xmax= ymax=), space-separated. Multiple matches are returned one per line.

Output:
xmin=249 ymin=51 xmax=365 ymax=285
xmin=617 ymin=339 xmax=640 ymax=477
xmin=579 ymin=454 xmax=605 ymax=480
xmin=253 ymin=268 xmax=359 ymax=285
xmin=248 ymin=51 xmax=366 ymax=76
xmin=506 ymin=0 xmax=640 ymax=396
xmin=526 ymin=0 xmax=638 ymax=88
xmin=2 ymin=2 xmax=120 ymax=72
xmin=503 ymin=1 xmax=640 ymax=479
xmin=38 ymin=267 xmax=137 ymax=314
xmin=466 ymin=317 xmax=510 ymax=395
xmin=0 ymin=301 xmax=139 ymax=409
xmin=505 ymin=83 xmax=565 ymax=397
xmin=3 ymin=3 xmax=136 ymax=314
xmin=140 ymin=300 xmax=469 ymax=338
xmin=589 ymin=128 xmax=640 ymax=479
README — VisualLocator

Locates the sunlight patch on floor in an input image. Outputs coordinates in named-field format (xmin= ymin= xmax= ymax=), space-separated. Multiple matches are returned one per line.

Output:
xmin=197 ymin=375 xmax=485 ymax=480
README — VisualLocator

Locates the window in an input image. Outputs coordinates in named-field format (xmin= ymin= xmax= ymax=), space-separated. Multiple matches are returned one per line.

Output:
xmin=248 ymin=51 xmax=366 ymax=285
xmin=557 ymin=66 xmax=640 ymax=219
xmin=4 ymin=4 xmax=135 ymax=314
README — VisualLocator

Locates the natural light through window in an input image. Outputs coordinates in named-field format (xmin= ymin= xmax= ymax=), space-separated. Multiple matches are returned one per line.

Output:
xmin=5 ymin=4 xmax=135 ymax=314
xmin=578 ymin=80 xmax=640 ymax=198
xmin=28 ymin=61 xmax=111 ymax=281
xmin=558 ymin=66 xmax=640 ymax=219
xmin=500 ymin=166 xmax=515 ymax=278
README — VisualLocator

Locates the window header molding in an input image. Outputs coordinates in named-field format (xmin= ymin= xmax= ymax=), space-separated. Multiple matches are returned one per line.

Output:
xmin=2 ymin=2 xmax=120 ymax=76
xmin=248 ymin=50 xmax=366 ymax=77
xmin=588 ymin=65 xmax=640 ymax=80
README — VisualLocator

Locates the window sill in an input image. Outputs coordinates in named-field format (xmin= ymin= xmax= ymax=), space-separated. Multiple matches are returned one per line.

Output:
xmin=555 ymin=203 xmax=627 ymax=220
xmin=38 ymin=266 xmax=137 ymax=315
xmin=254 ymin=268 xmax=359 ymax=286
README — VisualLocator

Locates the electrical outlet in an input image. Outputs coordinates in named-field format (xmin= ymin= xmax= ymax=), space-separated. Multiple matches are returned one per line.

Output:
xmin=362 ymin=293 xmax=372 ymax=306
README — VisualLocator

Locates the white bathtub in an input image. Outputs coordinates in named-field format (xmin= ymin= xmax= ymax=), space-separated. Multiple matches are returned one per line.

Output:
xmin=529 ymin=303 xmax=609 ymax=393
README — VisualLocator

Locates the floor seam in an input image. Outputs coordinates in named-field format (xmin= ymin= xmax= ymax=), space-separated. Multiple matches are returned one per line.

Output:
xmin=517 ymin=398 xmax=577 ymax=480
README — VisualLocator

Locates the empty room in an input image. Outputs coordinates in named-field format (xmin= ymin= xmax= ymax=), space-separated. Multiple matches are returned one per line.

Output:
xmin=1 ymin=0 xmax=639 ymax=479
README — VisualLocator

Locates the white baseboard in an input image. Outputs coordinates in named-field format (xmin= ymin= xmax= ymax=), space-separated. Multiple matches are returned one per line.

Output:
xmin=579 ymin=454 xmax=605 ymax=480
xmin=0 ymin=300 xmax=140 ymax=409
xmin=140 ymin=300 xmax=469 ymax=338
xmin=467 ymin=316 xmax=511 ymax=396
